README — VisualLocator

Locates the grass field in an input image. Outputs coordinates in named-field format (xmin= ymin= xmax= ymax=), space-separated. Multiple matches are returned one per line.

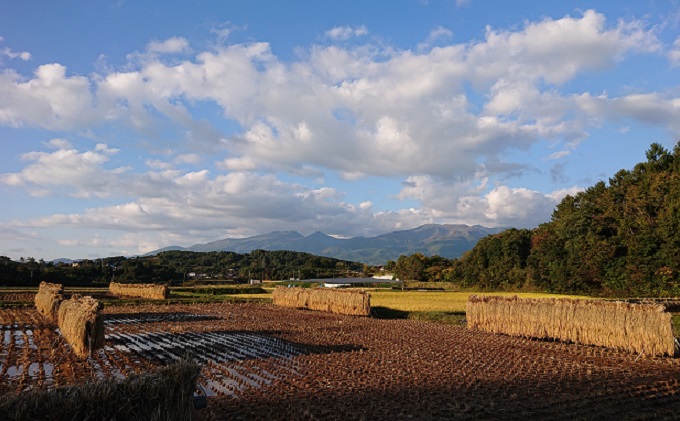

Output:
xmin=365 ymin=290 xmax=593 ymax=324
xmin=367 ymin=290 xmax=592 ymax=312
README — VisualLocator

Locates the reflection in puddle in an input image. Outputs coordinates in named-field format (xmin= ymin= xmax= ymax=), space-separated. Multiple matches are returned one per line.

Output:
xmin=107 ymin=330 xmax=312 ymax=398
xmin=28 ymin=362 xmax=40 ymax=378
xmin=107 ymin=331 xmax=311 ymax=363
xmin=6 ymin=365 xmax=23 ymax=379
xmin=104 ymin=313 xmax=217 ymax=325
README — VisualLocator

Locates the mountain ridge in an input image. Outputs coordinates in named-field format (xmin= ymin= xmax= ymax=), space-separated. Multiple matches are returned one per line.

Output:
xmin=146 ymin=224 xmax=506 ymax=265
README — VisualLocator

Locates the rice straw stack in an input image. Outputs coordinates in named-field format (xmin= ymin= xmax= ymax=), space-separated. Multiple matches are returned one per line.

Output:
xmin=273 ymin=287 xmax=371 ymax=316
xmin=109 ymin=281 xmax=169 ymax=300
xmin=466 ymin=295 xmax=676 ymax=357
xmin=57 ymin=295 xmax=105 ymax=358
xmin=34 ymin=281 xmax=63 ymax=323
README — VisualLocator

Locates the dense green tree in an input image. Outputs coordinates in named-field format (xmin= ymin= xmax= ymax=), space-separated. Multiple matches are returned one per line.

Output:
xmin=455 ymin=141 xmax=680 ymax=296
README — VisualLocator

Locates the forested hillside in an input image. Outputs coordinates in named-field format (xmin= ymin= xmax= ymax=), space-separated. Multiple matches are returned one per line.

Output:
xmin=450 ymin=142 xmax=680 ymax=297
xmin=0 ymin=250 xmax=364 ymax=286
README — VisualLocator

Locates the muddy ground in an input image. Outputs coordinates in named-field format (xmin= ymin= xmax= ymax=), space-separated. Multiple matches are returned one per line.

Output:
xmin=0 ymin=302 xmax=679 ymax=420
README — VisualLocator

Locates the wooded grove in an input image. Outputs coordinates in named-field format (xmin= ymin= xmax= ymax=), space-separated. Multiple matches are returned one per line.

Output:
xmin=447 ymin=142 xmax=680 ymax=297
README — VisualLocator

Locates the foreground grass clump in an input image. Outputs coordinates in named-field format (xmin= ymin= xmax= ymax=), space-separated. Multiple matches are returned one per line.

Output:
xmin=0 ymin=357 xmax=201 ymax=421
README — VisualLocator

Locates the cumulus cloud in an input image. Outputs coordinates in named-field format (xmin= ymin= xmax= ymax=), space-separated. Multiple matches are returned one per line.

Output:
xmin=0 ymin=144 xmax=122 ymax=197
xmin=0 ymin=10 xmax=670 ymax=181
xmin=395 ymin=174 xmax=577 ymax=228
xmin=483 ymin=186 xmax=557 ymax=226
xmin=0 ymin=63 xmax=98 ymax=130
xmin=0 ymin=10 xmax=674 ymax=257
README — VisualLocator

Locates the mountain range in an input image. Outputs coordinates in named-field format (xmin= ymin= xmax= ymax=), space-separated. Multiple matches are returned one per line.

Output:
xmin=148 ymin=224 xmax=506 ymax=265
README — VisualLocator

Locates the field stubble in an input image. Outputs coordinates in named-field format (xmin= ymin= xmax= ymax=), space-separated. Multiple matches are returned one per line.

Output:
xmin=0 ymin=301 xmax=678 ymax=419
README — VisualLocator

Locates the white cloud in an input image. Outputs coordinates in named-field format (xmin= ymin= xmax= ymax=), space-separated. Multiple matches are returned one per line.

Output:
xmin=0 ymin=10 xmax=669 ymax=181
xmin=210 ymin=22 xmax=245 ymax=44
xmin=0 ymin=64 xmax=97 ymax=130
xmin=325 ymin=25 xmax=369 ymax=41
xmin=1 ymin=47 xmax=31 ymax=61
xmin=484 ymin=186 xmax=556 ymax=226
xmin=0 ymin=38 xmax=31 ymax=61
xmin=0 ymin=144 xmax=121 ymax=197
xmin=669 ymin=37 xmax=680 ymax=66
xmin=395 ymin=174 xmax=574 ymax=228
xmin=418 ymin=26 xmax=453 ymax=51
xmin=44 ymin=138 xmax=73 ymax=150
xmin=548 ymin=150 xmax=571 ymax=160
xmin=146 ymin=37 xmax=190 ymax=54
xmin=467 ymin=10 xmax=659 ymax=86
xmin=175 ymin=153 xmax=201 ymax=165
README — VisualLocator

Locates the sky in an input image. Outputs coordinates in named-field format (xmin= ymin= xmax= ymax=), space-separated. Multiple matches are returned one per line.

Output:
xmin=2 ymin=1 xmax=680 ymax=261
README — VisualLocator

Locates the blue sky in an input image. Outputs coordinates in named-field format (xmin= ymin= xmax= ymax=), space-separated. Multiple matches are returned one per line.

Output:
xmin=2 ymin=1 xmax=680 ymax=260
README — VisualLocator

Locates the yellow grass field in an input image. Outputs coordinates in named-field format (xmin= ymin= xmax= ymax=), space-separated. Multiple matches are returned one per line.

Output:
xmin=225 ymin=288 xmax=593 ymax=313
xmin=366 ymin=290 xmax=593 ymax=313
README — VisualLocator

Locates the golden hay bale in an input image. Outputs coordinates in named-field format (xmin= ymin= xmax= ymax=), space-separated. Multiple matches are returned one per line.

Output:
xmin=466 ymin=295 xmax=676 ymax=357
xmin=57 ymin=295 xmax=104 ymax=358
xmin=34 ymin=281 xmax=63 ymax=323
xmin=109 ymin=281 xmax=169 ymax=300
xmin=272 ymin=287 xmax=371 ymax=316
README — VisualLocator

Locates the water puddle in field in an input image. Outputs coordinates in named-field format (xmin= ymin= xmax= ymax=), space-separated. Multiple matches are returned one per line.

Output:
xmin=13 ymin=330 xmax=23 ymax=347
xmin=104 ymin=313 xmax=219 ymax=326
xmin=6 ymin=365 xmax=23 ymax=379
xmin=43 ymin=363 xmax=53 ymax=378
xmin=106 ymin=330 xmax=319 ymax=398
xmin=26 ymin=330 xmax=37 ymax=351
xmin=107 ymin=331 xmax=313 ymax=363
xmin=28 ymin=362 xmax=40 ymax=378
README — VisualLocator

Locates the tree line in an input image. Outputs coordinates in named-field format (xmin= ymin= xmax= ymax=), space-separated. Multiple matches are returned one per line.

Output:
xmin=0 ymin=250 xmax=364 ymax=286
xmin=391 ymin=142 xmax=680 ymax=297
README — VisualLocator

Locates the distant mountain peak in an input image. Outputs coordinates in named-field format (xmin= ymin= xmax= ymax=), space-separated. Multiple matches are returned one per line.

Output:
xmin=146 ymin=224 xmax=506 ymax=265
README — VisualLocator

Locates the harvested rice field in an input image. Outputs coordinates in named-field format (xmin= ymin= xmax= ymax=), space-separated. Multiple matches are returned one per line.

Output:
xmin=0 ymin=302 xmax=679 ymax=420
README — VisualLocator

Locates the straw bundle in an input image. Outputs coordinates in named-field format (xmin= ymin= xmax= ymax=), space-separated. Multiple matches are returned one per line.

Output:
xmin=109 ymin=281 xmax=169 ymax=300
xmin=466 ymin=295 xmax=676 ymax=357
xmin=0 ymin=356 xmax=201 ymax=421
xmin=273 ymin=287 xmax=371 ymax=316
xmin=34 ymin=282 xmax=63 ymax=323
xmin=57 ymin=295 xmax=104 ymax=358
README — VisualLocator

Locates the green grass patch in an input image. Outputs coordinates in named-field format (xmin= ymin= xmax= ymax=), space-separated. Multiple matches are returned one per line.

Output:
xmin=371 ymin=306 xmax=466 ymax=325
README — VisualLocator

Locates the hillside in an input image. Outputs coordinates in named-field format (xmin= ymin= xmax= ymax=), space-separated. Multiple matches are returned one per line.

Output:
xmin=148 ymin=224 xmax=506 ymax=265
xmin=451 ymin=142 xmax=680 ymax=296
